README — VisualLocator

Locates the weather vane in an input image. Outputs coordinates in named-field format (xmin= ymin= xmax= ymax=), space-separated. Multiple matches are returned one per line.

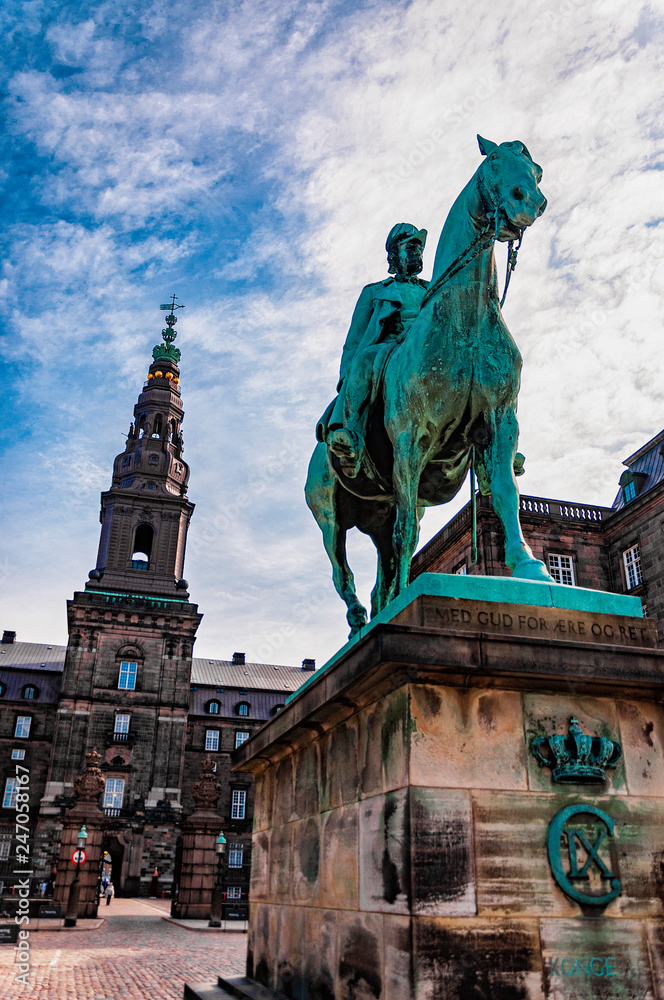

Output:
xmin=153 ymin=294 xmax=184 ymax=363
xmin=159 ymin=294 xmax=185 ymax=345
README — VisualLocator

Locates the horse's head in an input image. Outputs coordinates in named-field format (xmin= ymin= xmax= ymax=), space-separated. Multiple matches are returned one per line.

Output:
xmin=476 ymin=135 xmax=546 ymax=241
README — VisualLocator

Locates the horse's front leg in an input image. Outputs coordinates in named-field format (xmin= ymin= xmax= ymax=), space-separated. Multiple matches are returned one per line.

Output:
xmin=480 ymin=406 xmax=552 ymax=582
xmin=390 ymin=435 xmax=424 ymax=599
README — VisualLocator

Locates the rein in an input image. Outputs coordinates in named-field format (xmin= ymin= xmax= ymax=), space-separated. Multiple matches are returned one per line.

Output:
xmin=420 ymin=194 xmax=523 ymax=310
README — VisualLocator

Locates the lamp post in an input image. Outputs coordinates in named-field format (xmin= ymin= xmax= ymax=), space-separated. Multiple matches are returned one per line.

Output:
xmin=64 ymin=824 xmax=88 ymax=927
xmin=209 ymin=832 xmax=226 ymax=928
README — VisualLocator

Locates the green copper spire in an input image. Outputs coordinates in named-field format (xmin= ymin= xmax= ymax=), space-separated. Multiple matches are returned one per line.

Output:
xmin=153 ymin=294 xmax=183 ymax=364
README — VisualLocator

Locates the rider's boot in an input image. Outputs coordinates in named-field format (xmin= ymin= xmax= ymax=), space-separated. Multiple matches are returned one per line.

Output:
xmin=328 ymin=428 xmax=361 ymax=478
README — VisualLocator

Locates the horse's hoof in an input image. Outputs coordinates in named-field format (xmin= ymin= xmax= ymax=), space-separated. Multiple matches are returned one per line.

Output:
xmin=511 ymin=558 xmax=553 ymax=583
xmin=347 ymin=605 xmax=368 ymax=636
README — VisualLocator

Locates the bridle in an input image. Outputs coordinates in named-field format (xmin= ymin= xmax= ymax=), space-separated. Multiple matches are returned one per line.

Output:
xmin=420 ymin=171 xmax=524 ymax=310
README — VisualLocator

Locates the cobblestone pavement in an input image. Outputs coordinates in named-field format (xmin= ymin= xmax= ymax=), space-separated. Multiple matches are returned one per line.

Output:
xmin=0 ymin=897 xmax=247 ymax=999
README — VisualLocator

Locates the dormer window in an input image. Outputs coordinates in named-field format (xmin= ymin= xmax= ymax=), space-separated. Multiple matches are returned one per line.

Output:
xmin=207 ymin=700 xmax=221 ymax=715
xmin=235 ymin=702 xmax=250 ymax=717
xmin=620 ymin=470 xmax=647 ymax=504
xmin=22 ymin=685 xmax=38 ymax=700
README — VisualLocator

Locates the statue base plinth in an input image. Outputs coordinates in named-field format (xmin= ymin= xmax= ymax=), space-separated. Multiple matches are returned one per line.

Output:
xmin=185 ymin=578 xmax=664 ymax=1000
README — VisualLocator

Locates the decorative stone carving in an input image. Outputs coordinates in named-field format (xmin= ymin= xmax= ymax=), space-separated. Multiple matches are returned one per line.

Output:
xmin=74 ymin=748 xmax=105 ymax=801
xmin=530 ymin=717 xmax=622 ymax=784
xmin=190 ymin=754 xmax=221 ymax=809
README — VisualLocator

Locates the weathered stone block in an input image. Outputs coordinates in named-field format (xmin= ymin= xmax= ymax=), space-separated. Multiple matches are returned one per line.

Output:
xmin=292 ymin=816 xmax=321 ymax=905
xmin=383 ymin=914 xmax=413 ymax=1000
xmin=410 ymin=787 xmax=476 ymax=916
xmin=268 ymin=823 xmax=293 ymax=904
xmin=320 ymin=717 xmax=360 ymax=811
xmin=359 ymin=789 xmax=410 ymax=914
xmin=617 ymin=699 xmax=664 ymax=798
xmin=539 ymin=917 xmax=657 ymax=999
xmin=473 ymin=791 xmax=577 ymax=917
xmin=410 ymin=685 xmax=528 ymax=791
xmin=320 ymin=805 xmax=359 ymax=911
xmin=412 ymin=917 xmax=544 ymax=1000
xmin=336 ymin=911 xmax=384 ymax=1000
xmin=294 ymin=740 xmax=320 ymax=820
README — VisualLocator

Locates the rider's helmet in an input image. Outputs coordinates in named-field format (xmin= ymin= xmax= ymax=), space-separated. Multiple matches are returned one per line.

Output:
xmin=385 ymin=223 xmax=427 ymax=252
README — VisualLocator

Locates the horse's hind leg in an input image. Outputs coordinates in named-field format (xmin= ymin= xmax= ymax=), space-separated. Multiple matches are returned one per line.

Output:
xmin=322 ymin=519 xmax=368 ymax=635
xmin=390 ymin=434 xmax=425 ymax=599
xmin=368 ymin=510 xmax=397 ymax=617
xmin=481 ymin=406 xmax=551 ymax=582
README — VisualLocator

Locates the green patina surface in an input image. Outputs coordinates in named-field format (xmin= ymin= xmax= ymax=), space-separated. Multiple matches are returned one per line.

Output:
xmin=286 ymin=573 xmax=643 ymax=705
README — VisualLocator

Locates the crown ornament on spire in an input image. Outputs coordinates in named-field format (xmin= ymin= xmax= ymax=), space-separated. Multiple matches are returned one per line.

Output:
xmin=530 ymin=717 xmax=622 ymax=784
xmin=152 ymin=294 xmax=183 ymax=364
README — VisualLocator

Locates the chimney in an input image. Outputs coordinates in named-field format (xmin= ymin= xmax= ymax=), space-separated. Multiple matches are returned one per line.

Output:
xmin=232 ymin=652 xmax=245 ymax=665
xmin=2 ymin=631 xmax=16 ymax=645
xmin=302 ymin=658 xmax=315 ymax=671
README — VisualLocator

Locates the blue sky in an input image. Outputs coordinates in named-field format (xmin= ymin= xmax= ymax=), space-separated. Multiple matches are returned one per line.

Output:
xmin=2 ymin=0 xmax=664 ymax=666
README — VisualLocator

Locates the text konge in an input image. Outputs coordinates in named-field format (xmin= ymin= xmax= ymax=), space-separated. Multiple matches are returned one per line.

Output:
xmin=550 ymin=957 xmax=617 ymax=977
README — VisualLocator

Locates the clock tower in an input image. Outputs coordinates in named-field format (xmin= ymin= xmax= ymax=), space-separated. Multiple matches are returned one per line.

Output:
xmin=39 ymin=301 xmax=203 ymax=893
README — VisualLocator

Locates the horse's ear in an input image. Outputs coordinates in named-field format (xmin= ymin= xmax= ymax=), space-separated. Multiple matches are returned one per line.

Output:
xmin=477 ymin=135 xmax=498 ymax=156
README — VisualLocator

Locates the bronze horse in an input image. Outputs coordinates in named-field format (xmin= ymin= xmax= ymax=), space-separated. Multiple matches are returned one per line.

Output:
xmin=306 ymin=136 xmax=551 ymax=634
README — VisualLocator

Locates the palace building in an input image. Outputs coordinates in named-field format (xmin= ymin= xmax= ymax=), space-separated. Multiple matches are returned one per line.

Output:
xmin=0 ymin=307 xmax=311 ymax=914
xmin=412 ymin=430 xmax=664 ymax=641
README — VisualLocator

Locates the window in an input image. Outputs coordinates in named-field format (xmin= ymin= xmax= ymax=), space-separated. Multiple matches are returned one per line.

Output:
xmin=207 ymin=700 xmax=221 ymax=715
xmin=118 ymin=661 xmax=137 ymax=690
xmin=11 ymin=750 xmax=25 ymax=761
xmin=205 ymin=730 xmax=219 ymax=751
xmin=236 ymin=702 xmax=250 ymax=717
xmin=271 ymin=705 xmax=285 ymax=716
xmin=0 ymin=839 xmax=10 ymax=860
xmin=2 ymin=779 xmax=18 ymax=809
xmin=623 ymin=480 xmax=636 ymax=503
xmin=103 ymin=778 xmax=125 ymax=810
xmin=14 ymin=717 xmax=31 ymax=739
xmin=455 ymin=564 xmax=467 ymax=575
xmin=548 ymin=553 xmax=575 ymax=586
xmin=624 ymin=544 xmax=643 ymax=590
xmin=114 ymin=714 xmax=130 ymax=734
xmin=0 ymin=683 xmax=5 ymax=697
xmin=228 ymin=844 xmax=244 ymax=868
xmin=226 ymin=886 xmax=242 ymax=899
xmin=231 ymin=789 xmax=246 ymax=819
xmin=22 ymin=685 xmax=38 ymax=700
xmin=235 ymin=732 xmax=250 ymax=749
xmin=642 ymin=602 xmax=648 ymax=618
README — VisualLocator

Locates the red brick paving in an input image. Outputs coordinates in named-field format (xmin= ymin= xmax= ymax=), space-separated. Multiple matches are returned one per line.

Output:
xmin=0 ymin=897 xmax=247 ymax=998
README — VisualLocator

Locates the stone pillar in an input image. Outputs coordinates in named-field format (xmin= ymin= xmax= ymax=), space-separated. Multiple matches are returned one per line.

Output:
xmin=53 ymin=749 xmax=105 ymax=920
xmin=171 ymin=755 xmax=222 ymax=920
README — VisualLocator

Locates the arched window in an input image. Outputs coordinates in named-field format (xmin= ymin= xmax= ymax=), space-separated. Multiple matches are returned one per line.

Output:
xmin=235 ymin=702 xmax=250 ymax=717
xmin=22 ymin=685 xmax=38 ymax=700
xmin=138 ymin=414 xmax=146 ymax=439
xmin=207 ymin=700 xmax=221 ymax=715
xmin=271 ymin=704 xmax=285 ymax=716
xmin=131 ymin=523 xmax=154 ymax=570
xmin=151 ymin=414 xmax=163 ymax=439
xmin=170 ymin=419 xmax=178 ymax=442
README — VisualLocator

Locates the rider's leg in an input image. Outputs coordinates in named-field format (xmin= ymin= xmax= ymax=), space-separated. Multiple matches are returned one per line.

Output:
xmin=328 ymin=351 xmax=377 ymax=477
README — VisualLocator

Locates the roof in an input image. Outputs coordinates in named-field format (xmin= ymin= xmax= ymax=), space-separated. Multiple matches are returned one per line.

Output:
xmin=0 ymin=670 xmax=62 ymax=704
xmin=612 ymin=429 xmax=664 ymax=511
xmin=0 ymin=643 xmax=311 ymax=694
xmin=188 ymin=689 xmax=288 ymax=719
xmin=190 ymin=658 xmax=308 ymax=690
xmin=0 ymin=642 xmax=67 ymax=671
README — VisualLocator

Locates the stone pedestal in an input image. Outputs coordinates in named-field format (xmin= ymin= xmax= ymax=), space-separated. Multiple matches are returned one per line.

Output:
xmin=172 ymin=755 xmax=222 ymax=919
xmin=186 ymin=575 xmax=664 ymax=999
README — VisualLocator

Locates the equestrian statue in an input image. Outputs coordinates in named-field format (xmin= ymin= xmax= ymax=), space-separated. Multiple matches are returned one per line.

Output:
xmin=306 ymin=135 xmax=553 ymax=635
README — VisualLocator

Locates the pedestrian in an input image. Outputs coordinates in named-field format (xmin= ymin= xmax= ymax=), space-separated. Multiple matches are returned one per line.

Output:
xmin=105 ymin=881 xmax=115 ymax=906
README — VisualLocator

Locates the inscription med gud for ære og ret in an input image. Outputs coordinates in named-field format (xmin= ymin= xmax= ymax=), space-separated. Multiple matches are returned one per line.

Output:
xmin=426 ymin=601 xmax=653 ymax=646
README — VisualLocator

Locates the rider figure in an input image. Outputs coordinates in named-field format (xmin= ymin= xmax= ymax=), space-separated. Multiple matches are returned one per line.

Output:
xmin=319 ymin=223 xmax=429 ymax=478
